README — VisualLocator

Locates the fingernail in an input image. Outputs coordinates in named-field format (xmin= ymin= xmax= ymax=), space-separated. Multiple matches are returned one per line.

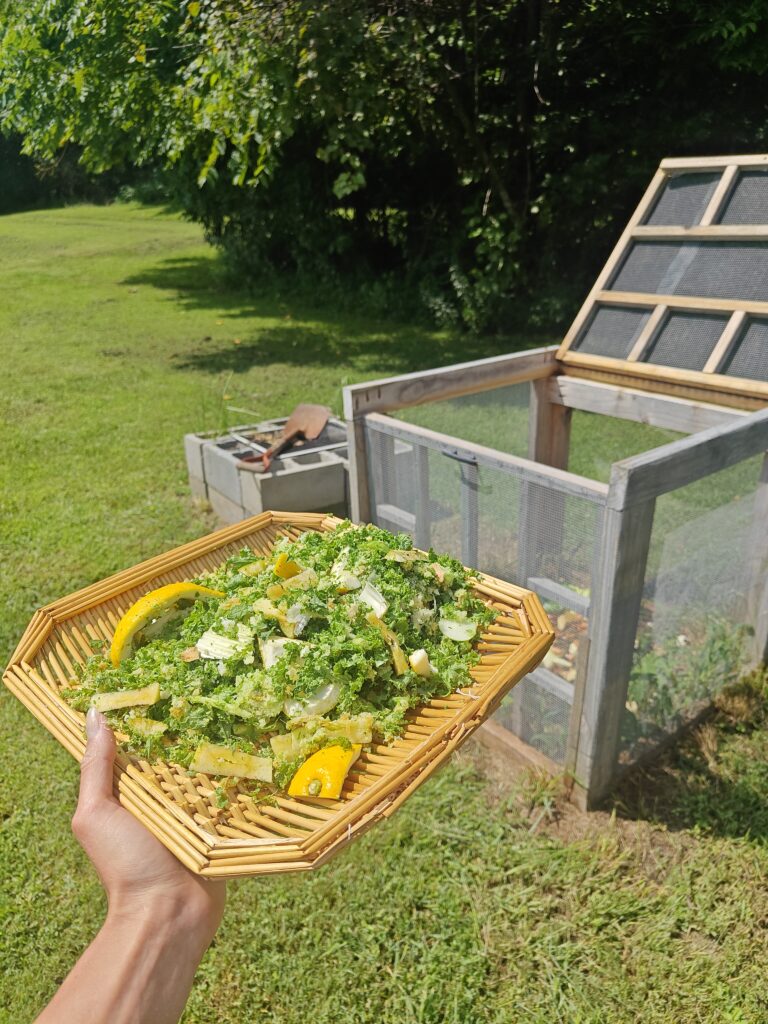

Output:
xmin=86 ymin=706 xmax=104 ymax=739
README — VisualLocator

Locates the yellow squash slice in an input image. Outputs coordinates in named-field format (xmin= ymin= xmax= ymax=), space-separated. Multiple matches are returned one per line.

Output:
xmin=110 ymin=582 xmax=224 ymax=667
xmin=91 ymin=681 xmax=161 ymax=713
xmin=190 ymin=742 xmax=273 ymax=782
xmin=287 ymin=744 xmax=362 ymax=799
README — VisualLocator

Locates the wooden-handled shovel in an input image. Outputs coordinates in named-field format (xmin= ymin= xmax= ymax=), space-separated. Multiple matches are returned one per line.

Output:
xmin=238 ymin=404 xmax=330 ymax=472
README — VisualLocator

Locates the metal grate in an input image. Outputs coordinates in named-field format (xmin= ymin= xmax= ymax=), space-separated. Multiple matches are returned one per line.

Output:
xmin=719 ymin=170 xmax=768 ymax=225
xmin=611 ymin=240 xmax=768 ymax=301
xmin=573 ymin=306 xmax=650 ymax=359
xmin=722 ymin=318 xmax=768 ymax=381
xmin=645 ymin=172 xmax=720 ymax=226
xmin=642 ymin=311 xmax=728 ymax=371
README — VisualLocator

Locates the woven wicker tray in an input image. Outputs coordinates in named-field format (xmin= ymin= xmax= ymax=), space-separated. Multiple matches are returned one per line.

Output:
xmin=4 ymin=512 xmax=554 ymax=878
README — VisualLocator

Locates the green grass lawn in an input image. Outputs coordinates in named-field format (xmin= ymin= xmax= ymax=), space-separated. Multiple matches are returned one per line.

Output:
xmin=2 ymin=203 xmax=768 ymax=1023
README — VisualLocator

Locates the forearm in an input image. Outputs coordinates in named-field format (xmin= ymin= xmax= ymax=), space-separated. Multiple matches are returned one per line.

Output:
xmin=36 ymin=901 xmax=212 ymax=1024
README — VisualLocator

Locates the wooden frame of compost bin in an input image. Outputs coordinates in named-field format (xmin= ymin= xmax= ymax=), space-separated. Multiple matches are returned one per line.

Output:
xmin=344 ymin=154 xmax=768 ymax=809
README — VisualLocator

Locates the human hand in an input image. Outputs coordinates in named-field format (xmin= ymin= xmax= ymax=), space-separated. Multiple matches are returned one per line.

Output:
xmin=72 ymin=708 xmax=226 ymax=942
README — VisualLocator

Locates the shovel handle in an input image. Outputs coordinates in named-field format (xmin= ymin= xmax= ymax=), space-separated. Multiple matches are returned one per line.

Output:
xmin=262 ymin=429 xmax=303 ymax=472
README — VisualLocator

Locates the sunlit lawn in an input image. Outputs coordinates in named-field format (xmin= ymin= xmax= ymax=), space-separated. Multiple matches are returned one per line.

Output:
xmin=2 ymin=204 xmax=768 ymax=1024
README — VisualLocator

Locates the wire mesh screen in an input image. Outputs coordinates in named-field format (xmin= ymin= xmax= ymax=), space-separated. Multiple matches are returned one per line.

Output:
xmin=642 ymin=311 xmax=728 ymax=371
xmin=364 ymin=415 xmax=606 ymax=765
xmin=393 ymin=382 xmax=531 ymax=457
xmin=621 ymin=454 xmax=765 ymax=765
xmin=719 ymin=170 xmax=768 ymax=225
xmin=495 ymin=675 xmax=572 ymax=764
xmin=722 ymin=317 xmax=768 ymax=382
xmin=572 ymin=306 xmax=650 ymax=358
xmin=645 ymin=172 xmax=720 ymax=226
xmin=611 ymin=241 xmax=768 ymax=301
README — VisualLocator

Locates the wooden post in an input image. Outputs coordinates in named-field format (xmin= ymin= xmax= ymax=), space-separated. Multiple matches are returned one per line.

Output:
xmin=414 ymin=445 xmax=431 ymax=551
xmin=573 ymin=491 xmax=655 ymax=807
xmin=518 ymin=378 xmax=573 ymax=586
xmin=460 ymin=460 xmax=479 ymax=567
xmin=345 ymin=416 xmax=371 ymax=524
xmin=746 ymin=453 xmax=768 ymax=666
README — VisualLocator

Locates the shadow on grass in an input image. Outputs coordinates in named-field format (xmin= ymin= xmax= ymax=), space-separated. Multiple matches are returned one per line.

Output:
xmin=609 ymin=679 xmax=768 ymax=844
xmin=122 ymin=256 xmax=552 ymax=376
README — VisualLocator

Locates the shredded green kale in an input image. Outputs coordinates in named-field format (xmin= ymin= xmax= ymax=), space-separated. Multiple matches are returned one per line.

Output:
xmin=64 ymin=521 xmax=496 ymax=783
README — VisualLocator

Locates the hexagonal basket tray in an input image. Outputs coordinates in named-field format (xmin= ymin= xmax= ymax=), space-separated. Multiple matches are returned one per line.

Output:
xmin=4 ymin=511 xmax=554 ymax=878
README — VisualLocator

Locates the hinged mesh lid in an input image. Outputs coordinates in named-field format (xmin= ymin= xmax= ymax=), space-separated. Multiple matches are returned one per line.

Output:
xmin=557 ymin=156 xmax=768 ymax=407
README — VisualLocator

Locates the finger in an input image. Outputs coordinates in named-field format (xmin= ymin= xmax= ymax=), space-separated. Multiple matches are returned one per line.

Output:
xmin=78 ymin=707 xmax=117 ymax=809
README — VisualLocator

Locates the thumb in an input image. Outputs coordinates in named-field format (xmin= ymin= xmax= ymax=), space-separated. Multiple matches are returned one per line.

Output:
xmin=78 ymin=707 xmax=117 ymax=809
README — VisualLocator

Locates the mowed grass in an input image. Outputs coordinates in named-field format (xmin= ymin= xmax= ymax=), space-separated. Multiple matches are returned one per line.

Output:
xmin=2 ymin=204 xmax=768 ymax=1023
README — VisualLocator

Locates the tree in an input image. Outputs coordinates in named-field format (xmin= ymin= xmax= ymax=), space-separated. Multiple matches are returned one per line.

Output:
xmin=2 ymin=1 xmax=768 ymax=329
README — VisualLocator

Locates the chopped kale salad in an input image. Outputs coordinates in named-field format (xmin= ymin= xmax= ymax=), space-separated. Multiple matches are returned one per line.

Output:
xmin=64 ymin=522 xmax=495 ymax=791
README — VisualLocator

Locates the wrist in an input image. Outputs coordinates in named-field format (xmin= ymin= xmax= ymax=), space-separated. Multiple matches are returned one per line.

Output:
xmin=106 ymin=887 xmax=220 ymax=950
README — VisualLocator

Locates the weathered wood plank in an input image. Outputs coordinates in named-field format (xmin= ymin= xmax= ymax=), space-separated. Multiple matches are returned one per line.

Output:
xmin=746 ymin=453 xmax=768 ymax=666
xmin=344 ymin=416 xmax=371 ymax=523
xmin=609 ymin=406 xmax=768 ymax=510
xmin=632 ymin=225 xmax=768 ymax=240
xmin=660 ymin=154 xmax=768 ymax=170
xmin=550 ymin=376 xmax=747 ymax=434
xmin=627 ymin=304 xmax=668 ymax=362
xmin=364 ymin=413 xmax=608 ymax=504
xmin=561 ymin=346 xmax=768 ymax=403
xmin=574 ymin=498 xmax=655 ymax=806
xmin=703 ymin=310 xmax=746 ymax=374
xmin=459 ymin=459 xmax=479 ymax=567
xmin=699 ymin=164 xmax=739 ymax=226
xmin=595 ymin=290 xmax=768 ymax=317
xmin=343 ymin=346 xmax=558 ymax=417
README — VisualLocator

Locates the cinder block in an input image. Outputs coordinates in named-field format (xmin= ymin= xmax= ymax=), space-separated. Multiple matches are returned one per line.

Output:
xmin=239 ymin=450 xmax=348 ymax=516
xmin=207 ymin=487 xmax=246 ymax=525
xmin=188 ymin=475 xmax=209 ymax=501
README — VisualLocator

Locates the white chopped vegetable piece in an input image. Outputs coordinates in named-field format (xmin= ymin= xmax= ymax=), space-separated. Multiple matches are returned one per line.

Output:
xmin=190 ymin=742 xmax=273 ymax=782
xmin=359 ymin=580 xmax=388 ymax=618
xmin=91 ymin=682 xmax=161 ymax=712
xmin=283 ymin=604 xmax=310 ymax=637
xmin=259 ymin=636 xmax=306 ymax=669
xmin=438 ymin=617 xmax=477 ymax=642
xmin=284 ymin=682 xmax=341 ymax=719
xmin=196 ymin=624 xmax=252 ymax=661
xmin=409 ymin=648 xmax=435 ymax=678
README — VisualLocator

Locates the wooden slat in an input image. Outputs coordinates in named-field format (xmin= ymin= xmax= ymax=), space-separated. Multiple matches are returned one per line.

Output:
xmin=703 ymin=310 xmax=747 ymax=374
xmin=595 ymin=290 xmax=768 ymax=317
xmin=660 ymin=154 xmax=768 ymax=171
xmin=627 ymin=304 xmax=668 ymax=362
xmin=699 ymin=164 xmax=739 ymax=226
xmin=560 ymin=348 xmax=768 ymax=403
xmin=342 ymin=346 xmax=558 ymax=417
xmin=550 ymin=374 xmax=747 ymax=433
xmin=364 ymin=412 xmax=608 ymax=503
xmin=574 ymin=497 xmax=655 ymax=806
xmin=631 ymin=225 xmax=768 ymax=240
xmin=608 ymin=405 xmax=768 ymax=510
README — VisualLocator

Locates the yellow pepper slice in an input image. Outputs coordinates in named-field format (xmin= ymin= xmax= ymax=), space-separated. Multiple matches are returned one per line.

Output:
xmin=273 ymin=552 xmax=302 ymax=579
xmin=110 ymin=582 xmax=224 ymax=667
xmin=287 ymin=744 xmax=362 ymax=799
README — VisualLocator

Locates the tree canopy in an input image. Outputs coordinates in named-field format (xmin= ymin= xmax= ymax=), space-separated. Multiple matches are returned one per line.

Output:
xmin=2 ymin=0 xmax=768 ymax=329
